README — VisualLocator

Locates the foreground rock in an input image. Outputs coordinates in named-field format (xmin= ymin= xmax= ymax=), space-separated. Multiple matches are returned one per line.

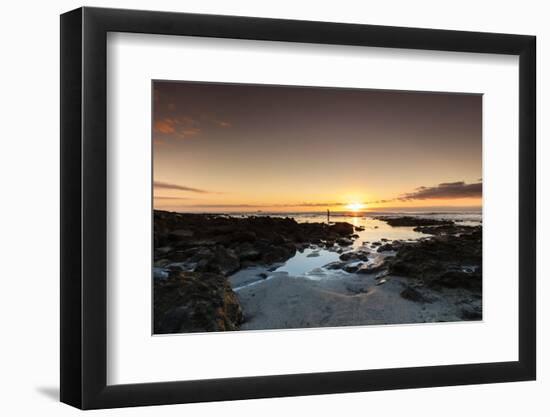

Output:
xmin=372 ymin=217 xmax=482 ymax=292
xmin=153 ymin=210 xmax=356 ymax=333
xmin=388 ymin=227 xmax=482 ymax=291
xmin=154 ymin=271 xmax=243 ymax=334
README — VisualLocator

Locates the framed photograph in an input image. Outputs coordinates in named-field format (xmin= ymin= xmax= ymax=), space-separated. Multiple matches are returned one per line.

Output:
xmin=60 ymin=7 xmax=536 ymax=409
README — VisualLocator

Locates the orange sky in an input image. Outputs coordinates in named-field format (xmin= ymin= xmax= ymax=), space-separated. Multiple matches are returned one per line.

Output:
xmin=153 ymin=81 xmax=482 ymax=213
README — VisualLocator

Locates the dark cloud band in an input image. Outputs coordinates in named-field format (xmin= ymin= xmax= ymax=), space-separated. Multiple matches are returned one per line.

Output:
xmin=398 ymin=181 xmax=482 ymax=200
xmin=153 ymin=181 xmax=211 ymax=194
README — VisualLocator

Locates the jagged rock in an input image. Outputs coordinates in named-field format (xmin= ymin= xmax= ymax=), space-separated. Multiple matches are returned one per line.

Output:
xmin=356 ymin=258 xmax=386 ymax=274
xmin=194 ymin=246 xmax=240 ymax=276
xmin=324 ymin=261 xmax=347 ymax=270
xmin=387 ymin=228 xmax=482 ymax=291
xmin=154 ymin=259 xmax=171 ymax=267
xmin=231 ymin=230 xmax=257 ymax=243
xmin=343 ymin=263 xmax=363 ymax=273
xmin=154 ymin=271 xmax=243 ymax=334
xmin=377 ymin=243 xmax=394 ymax=252
xmin=234 ymin=242 xmax=262 ymax=262
xmin=400 ymin=286 xmax=432 ymax=303
xmin=460 ymin=305 xmax=482 ymax=320
xmin=168 ymin=229 xmax=194 ymax=238
xmin=374 ymin=269 xmax=389 ymax=279
xmin=377 ymin=216 xmax=454 ymax=227
xmin=431 ymin=270 xmax=482 ymax=291
xmin=261 ymin=244 xmax=296 ymax=264
xmin=330 ymin=222 xmax=354 ymax=235
xmin=336 ymin=237 xmax=354 ymax=246
xmin=414 ymin=224 xmax=481 ymax=236
xmin=340 ymin=250 xmax=370 ymax=262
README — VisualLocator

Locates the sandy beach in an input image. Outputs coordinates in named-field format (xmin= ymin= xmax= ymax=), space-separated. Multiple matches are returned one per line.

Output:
xmin=230 ymin=268 xmax=480 ymax=331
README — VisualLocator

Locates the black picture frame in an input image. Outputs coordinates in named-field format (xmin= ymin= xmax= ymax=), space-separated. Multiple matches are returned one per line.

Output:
xmin=60 ymin=6 xmax=536 ymax=410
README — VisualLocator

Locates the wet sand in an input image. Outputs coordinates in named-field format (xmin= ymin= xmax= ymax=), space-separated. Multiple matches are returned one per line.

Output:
xmin=230 ymin=267 xmax=480 ymax=330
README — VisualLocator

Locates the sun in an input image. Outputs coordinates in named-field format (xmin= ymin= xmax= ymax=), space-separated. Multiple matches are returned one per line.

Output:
xmin=346 ymin=202 xmax=365 ymax=212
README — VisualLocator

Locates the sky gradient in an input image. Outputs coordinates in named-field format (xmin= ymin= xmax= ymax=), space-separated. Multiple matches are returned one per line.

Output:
xmin=153 ymin=81 xmax=482 ymax=213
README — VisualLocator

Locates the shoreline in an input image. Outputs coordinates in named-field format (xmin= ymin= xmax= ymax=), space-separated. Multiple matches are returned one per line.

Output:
xmin=153 ymin=210 xmax=482 ymax=334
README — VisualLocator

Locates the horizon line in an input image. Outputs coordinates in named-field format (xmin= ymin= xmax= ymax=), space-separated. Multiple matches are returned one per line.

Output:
xmin=154 ymin=206 xmax=482 ymax=213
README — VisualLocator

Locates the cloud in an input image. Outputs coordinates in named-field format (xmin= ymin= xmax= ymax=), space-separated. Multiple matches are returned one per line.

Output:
xmin=154 ymin=181 xmax=212 ymax=194
xmin=297 ymin=202 xmax=344 ymax=207
xmin=153 ymin=113 xmax=232 ymax=140
xmin=154 ymin=119 xmax=176 ymax=134
xmin=154 ymin=117 xmax=201 ymax=138
xmin=154 ymin=196 xmax=192 ymax=200
xmin=398 ymin=181 xmax=482 ymax=200
xmin=215 ymin=120 xmax=232 ymax=128
xmin=364 ymin=199 xmax=394 ymax=205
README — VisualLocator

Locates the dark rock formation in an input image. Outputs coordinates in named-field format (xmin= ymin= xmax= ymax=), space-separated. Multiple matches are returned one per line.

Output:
xmin=194 ymin=246 xmax=240 ymax=275
xmin=356 ymin=258 xmax=387 ymax=274
xmin=376 ymin=216 xmax=454 ymax=227
xmin=324 ymin=261 xmax=348 ymax=270
xmin=400 ymin=286 xmax=433 ymax=303
xmin=154 ymin=271 xmax=243 ymax=334
xmin=340 ymin=250 xmax=370 ymax=262
xmin=387 ymin=227 xmax=482 ymax=291
xmin=413 ymin=224 xmax=481 ymax=236
xmin=336 ymin=237 xmax=353 ymax=246
xmin=154 ymin=210 xmax=355 ymax=269
xmin=460 ymin=305 xmax=482 ymax=320
xmin=343 ymin=263 xmax=363 ymax=273
xmin=377 ymin=243 xmax=395 ymax=252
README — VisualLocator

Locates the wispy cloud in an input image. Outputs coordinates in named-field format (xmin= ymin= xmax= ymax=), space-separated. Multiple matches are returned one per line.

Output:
xmin=215 ymin=120 xmax=232 ymax=128
xmin=153 ymin=116 xmax=201 ymax=139
xmin=154 ymin=114 xmax=232 ymax=140
xmin=362 ymin=180 xmax=482 ymax=205
xmin=297 ymin=202 xmax=344 ymax=207
xmin=154 ymin=119 xmax=176 ymax=134
xmin=154 ymin=196 xmax=192 ymax=200
xmin=398 ymin=181 xmax=482 ymax=200
xmin=154 ymin=181 xmax=213 ymax=194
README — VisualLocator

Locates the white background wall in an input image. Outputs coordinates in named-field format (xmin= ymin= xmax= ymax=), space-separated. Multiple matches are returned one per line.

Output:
xmin=0 ymin=0 xmax=546 ymax=415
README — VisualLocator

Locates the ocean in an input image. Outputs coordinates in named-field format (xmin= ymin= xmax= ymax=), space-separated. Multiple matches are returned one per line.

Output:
xmin=225 ymin=210 xmax=482 ymax=278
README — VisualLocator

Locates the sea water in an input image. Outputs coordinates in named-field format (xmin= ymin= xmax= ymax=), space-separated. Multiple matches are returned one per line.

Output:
xmin=229 ymin=211 xmax=481 ymax=278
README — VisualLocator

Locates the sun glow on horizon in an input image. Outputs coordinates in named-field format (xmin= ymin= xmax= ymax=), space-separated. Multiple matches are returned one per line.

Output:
xmin=345 ymin=202 xmax=366 ymax=212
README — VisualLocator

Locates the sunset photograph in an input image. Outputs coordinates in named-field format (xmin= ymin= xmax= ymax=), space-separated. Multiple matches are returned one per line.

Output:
xmin=152 ymin=81 xmax=482 ymax=334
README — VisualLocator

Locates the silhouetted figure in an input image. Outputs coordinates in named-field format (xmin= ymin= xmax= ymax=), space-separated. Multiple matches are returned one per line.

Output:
xmin=327 ymin=209 xmax=330 ymax=224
